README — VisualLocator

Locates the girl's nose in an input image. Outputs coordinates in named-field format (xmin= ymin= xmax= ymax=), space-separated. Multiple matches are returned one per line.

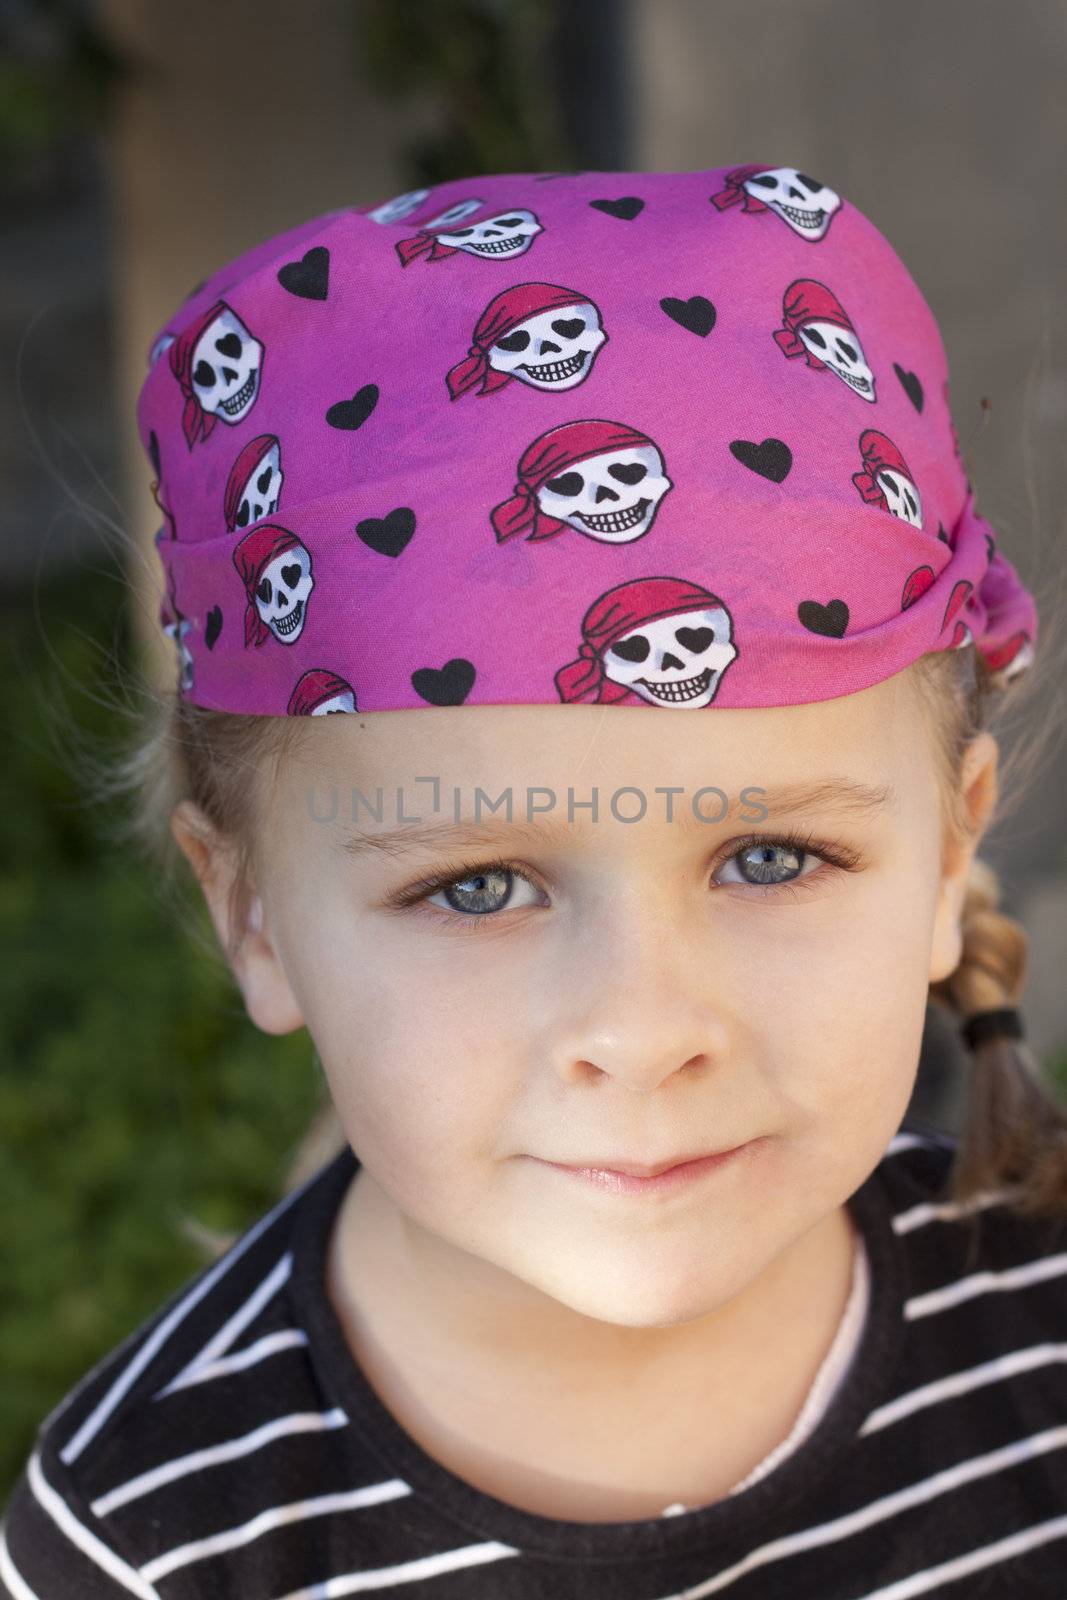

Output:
xmin=544 ymin=901 xmax=731 ymax=1089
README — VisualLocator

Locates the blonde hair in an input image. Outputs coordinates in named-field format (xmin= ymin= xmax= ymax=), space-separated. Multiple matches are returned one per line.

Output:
xmin=909 ymin=643 xmax=1067 ymax=1219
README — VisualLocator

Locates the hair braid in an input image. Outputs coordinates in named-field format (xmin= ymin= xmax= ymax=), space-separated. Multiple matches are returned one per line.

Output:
xmin=930 ymin=856 xmax=1067 ymax=1219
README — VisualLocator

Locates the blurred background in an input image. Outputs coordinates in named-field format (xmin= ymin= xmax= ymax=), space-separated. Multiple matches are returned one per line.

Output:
xmin=2 ymin=0 xmax=1065 ymax=1502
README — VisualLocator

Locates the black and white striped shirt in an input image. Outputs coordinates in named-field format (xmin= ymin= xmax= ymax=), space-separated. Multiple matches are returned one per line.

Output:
xmin=3 ymin=1121 xmax=1066 ymax=1597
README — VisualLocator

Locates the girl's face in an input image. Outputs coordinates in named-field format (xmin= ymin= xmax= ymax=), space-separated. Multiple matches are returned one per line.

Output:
xmin=194 ymin=670 xmax=996 ymax=1333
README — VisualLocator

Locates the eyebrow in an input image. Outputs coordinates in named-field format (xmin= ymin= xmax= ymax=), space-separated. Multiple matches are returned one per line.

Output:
xmin=331 ymin=778 xmax=895 ymax=860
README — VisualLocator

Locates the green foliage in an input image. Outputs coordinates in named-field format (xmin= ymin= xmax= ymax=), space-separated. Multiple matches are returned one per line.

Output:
xmin=0 ymin=561 xmax=324 ymax=1506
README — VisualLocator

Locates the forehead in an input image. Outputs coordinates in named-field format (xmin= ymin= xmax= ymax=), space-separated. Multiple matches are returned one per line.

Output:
xmin=276 ymin=671 xmax=928 ymax=811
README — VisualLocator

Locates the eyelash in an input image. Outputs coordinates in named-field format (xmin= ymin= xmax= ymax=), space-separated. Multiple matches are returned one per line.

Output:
xmin=386 ymin=828 xmax=864 ymax=930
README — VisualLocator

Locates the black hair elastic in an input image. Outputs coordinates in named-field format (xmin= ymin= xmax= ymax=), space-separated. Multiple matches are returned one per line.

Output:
xmin=961 ymin=1007 xmax=1025 ymax=1051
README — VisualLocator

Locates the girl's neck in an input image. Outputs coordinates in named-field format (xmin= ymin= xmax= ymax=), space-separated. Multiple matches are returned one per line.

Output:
xmin=324 ymin=1166 xmax=861 ymax=1521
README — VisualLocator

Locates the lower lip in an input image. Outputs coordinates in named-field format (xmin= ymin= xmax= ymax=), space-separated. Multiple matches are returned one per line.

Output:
xmin=538 ymin=1142 xmax=758 ymax=1196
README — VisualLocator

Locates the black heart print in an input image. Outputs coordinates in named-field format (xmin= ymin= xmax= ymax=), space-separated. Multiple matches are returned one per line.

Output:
xmin=589 ymin=197 xmax=645 ymax=220
xmin=660 ymin=296 xmax=716 ymax=337
xmin=356 ymin=507 xmax=416 ymax=557
xmin=553 ymin=318 xmax=586 ymax=340
xmin=280 ymin=563 xmax=301 ymax=588
xmin=204 ymin=605 xmax=223 ymax=649
xmin=411 ymin=658 xmax=476 ymax=706
xmin=729 ymin=437 xmax=792 ymax=483
xmin=798 ymin=599 xmax=849 ymax=638
xmin=215 ymin=332 xmax=242 ymax=358
xmin=326 ymin=384 xmax=379 ymax=430
xmin=893 ymin=364 xmax=924 ymax=412
xmin=676 ymin=626 xmax=713 ymax=652
xmin=277 ymin=245 xmax=330 ymax=300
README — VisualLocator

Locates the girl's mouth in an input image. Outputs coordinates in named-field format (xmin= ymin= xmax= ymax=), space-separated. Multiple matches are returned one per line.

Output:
xmin=535 ymin=1141 xmax=761 ymax=1197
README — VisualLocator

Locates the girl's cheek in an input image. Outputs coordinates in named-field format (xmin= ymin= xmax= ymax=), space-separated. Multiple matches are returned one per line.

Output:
xmin=755 ymin=912 xmax=925 ymax=1101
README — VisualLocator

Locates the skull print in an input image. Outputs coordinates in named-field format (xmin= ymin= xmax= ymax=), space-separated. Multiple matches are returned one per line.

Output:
xmin=774 ymin=280 xmax=876 ymax=403
xmin=231 ymin=440 xmax=283 ymax=529
xmin=797 ymin=320 xmax=875 ymax=400
xmin=488 ymin=302 xmax=606 ymax=391
xmin=743 ymin=168 xmax=841 ymax=239
xmin=604 ymin=606 xmax=737 ymax=707
xmin=191 ymin=304 xmax=263 ymax=425
xmin=538 ymin=443 xmax=671 ymax=542
xmin=434 ymin=209 xmax=542 ymax=260
xmin=853 ymin=430 xmax=923 ymax=530
xmin=877 ymin=469 xmax=923 ymax=528
xmin=255 ymin=543 xmax=314 ymax=643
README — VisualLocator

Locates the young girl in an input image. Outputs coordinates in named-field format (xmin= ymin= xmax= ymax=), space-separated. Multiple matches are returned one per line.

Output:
xmin=4 ymin=161 xmax=1066 ymax=1597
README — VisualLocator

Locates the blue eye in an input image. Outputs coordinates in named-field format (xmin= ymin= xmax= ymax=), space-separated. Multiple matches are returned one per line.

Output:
xmin=719 ymin=839 xmax=809 ymax=888
xmin=426 ymin=865 xmax=539 ymax=918
xmin=718 ymin=831 xmax=862 ymax=893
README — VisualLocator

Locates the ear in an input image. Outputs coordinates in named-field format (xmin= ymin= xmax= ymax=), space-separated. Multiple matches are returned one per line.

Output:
xmin=928 ymin=730 xmax=1000 ymax=984
xmin=170 ymin=799 xmax=305 ymax=1036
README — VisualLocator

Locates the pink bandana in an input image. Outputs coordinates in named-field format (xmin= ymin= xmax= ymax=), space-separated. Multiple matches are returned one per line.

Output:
xmin=138 ymin=161 xmax=1037 ymax=716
